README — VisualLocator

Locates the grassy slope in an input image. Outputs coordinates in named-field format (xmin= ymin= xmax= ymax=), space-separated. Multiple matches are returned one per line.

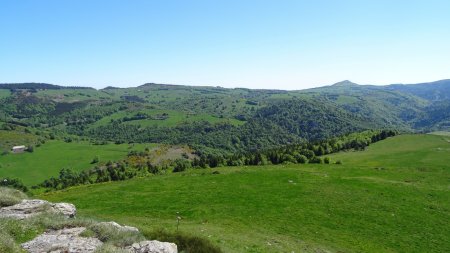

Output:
xmin=90 ymin=109 xmax=244 ymax=129
xmin=0 ymin=130 xmax=39 ymax=153
xmin=40 ymin=134 xmax=450 ymax=253
xmin=329 ymin=134 xmax=450 ymax=168
xmin=0 ymin=141 xmax=155 ymax=186
xmin=0 ymin=89 xmax=11 ymax=99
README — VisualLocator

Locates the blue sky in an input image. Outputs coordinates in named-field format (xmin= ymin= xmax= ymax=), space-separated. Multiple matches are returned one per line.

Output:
xmin=0 ymin=0 xmax=449 ymax=89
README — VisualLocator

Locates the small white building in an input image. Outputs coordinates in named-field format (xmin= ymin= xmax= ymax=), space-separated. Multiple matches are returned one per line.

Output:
xmin=11 ymin=145 xmax=26 ymax=153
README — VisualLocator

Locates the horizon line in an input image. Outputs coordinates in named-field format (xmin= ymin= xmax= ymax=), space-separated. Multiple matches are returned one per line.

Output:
xmin=0 ymin=78 xmax=448 ymax=91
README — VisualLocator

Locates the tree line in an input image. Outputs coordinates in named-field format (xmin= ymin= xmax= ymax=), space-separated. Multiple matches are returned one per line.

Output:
xmin=16 ymin=129 xmax=396 ymax=191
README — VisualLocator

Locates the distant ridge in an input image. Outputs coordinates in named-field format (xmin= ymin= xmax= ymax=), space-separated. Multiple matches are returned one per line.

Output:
xmin=0 ymin=83 xmax=95 ymax=90
xmin=1 ymin=79 xmax=449 ymax=93
xmin=387 ymin=79 xmax=450 ymax=101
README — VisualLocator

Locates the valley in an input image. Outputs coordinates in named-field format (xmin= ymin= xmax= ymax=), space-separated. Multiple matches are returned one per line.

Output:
xmin=0 ymin=81 xmax=449 ymax=252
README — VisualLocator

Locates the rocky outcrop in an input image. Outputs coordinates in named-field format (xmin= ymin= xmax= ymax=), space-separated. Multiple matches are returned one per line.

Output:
xmin=126 ymin=240 xmax=178 ymax=253
xmin=1 ymin=198 xmax=177 ymax=253
xmin=21 ymin=227 xmax=102 ymax=253
xmin=0 ymin=199 xmax=76 ymax=219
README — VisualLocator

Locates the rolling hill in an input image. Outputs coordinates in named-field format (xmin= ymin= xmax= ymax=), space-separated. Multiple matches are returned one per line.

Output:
xmin=39 ymin=134 xmax=450 ymax=253
xmin=0 ymin=79 xmax=449 ymax=155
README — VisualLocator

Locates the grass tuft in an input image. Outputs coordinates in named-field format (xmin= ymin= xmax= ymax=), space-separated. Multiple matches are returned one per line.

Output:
xmin=0 ymin=231 xmax=22 ymax=253
xmin=84 ymin=223 xmax=145 ymax=247
xmin=0 ymin=187 xmax=27 ymax=207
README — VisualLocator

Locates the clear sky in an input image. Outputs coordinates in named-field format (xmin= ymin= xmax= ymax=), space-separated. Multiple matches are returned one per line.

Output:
xmin=0 ymin=0 xmax=449 ymax=89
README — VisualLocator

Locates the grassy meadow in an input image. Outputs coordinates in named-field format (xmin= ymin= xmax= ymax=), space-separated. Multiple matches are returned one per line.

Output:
xmin=40 ymin=134 xmax=450 ymax=252
xmin=0 ymin=130 xmax=39 ymax=154
xmin=0 ymin=140 xmax=155 ymax=186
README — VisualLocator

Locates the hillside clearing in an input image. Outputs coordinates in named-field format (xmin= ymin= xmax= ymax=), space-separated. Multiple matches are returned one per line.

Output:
xmin=0 ymin=141 xmax=155 ymax=186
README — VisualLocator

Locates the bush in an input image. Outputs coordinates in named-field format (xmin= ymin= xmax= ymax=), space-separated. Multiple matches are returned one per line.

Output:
xmin=323 ymin=157 xmax=330 ymax=164
xmin=143 ymin=228 xmax=222 ymax=253
xmin=296 ymin=154 xmax=308 ymax=164
xmin=0 ymin=178 xmax=28 ymax=192
xmin=91 ymin=156 xmax=99 ymax=164
xmin=309 ymin=156 xmax=323 ymax=164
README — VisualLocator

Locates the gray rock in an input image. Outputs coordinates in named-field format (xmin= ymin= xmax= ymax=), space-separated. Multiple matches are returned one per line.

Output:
xmin=51 ymin=202 xmax=76 ymax=218
xmin=126 ymin=240 xmax=178 ymax=253
xmin=0 ymin=199 xmax=76 ymax=219
xmin=21 ymin=227 xmax=102 ymax=253
xmin=98 ymin=221 xmax=140 ymax=232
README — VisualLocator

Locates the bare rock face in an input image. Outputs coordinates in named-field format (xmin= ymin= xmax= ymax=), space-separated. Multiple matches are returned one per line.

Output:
xmin=98 ymin=221 xmax=139 ymax=232
xmin=126 ymin=240 xmax=178 ymax=253
xmin=0 ymin=199 xmax=76 ymax=219
xmin=21 ymin=227 xmax=103 ymax=253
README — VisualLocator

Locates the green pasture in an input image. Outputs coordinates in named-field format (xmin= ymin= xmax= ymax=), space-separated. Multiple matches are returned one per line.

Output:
xmin=0 ymin=140 xmax=155 ymax=186
xmin=41 ymin=135 xmax=450 ymax=252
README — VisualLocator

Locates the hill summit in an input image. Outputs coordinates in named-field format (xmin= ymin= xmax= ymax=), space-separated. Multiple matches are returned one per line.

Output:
xmin=331 ymin=80 xmax=359 ymax=86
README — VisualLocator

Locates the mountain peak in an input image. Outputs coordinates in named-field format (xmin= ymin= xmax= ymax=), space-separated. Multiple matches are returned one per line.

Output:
xmin=331 ymin=80 xmax=358 ymax=86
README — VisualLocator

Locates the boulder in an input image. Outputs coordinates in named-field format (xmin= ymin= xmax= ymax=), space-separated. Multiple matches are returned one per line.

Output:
xmin=51 ymin=202 xmax=76 ymax=218
xmin=98 ymin=221 xmax=140 ymax=232
xmin=21 ymin=227 xmax=102 ymax=253
xmin=0 ymin=199 xmax=76 ymax=219
xmin=126 ymin=240 xmax=178 ymax=253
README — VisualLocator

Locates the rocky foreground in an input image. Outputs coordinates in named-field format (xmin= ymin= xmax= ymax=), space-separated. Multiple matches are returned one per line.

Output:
xmin=0 ymin=199 xmax=177 ymax=253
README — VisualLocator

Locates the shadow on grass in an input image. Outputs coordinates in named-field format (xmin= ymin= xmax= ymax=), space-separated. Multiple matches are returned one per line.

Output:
xmin=143 ymin=228 xmax=222 ymax=253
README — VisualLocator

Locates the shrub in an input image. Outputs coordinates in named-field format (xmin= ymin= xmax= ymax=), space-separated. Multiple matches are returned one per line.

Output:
xmin=309 ymin=156 xmax=323 ymax=164
xmin=0 ymin=178 xmax=28 ymax=192
xmin=323 ymin=157 xmax=330 ymax=164
xmin=91 ymin=156 xmax=99 ymax=164
xmin=296 ymin=154 xmax=308 ymax=164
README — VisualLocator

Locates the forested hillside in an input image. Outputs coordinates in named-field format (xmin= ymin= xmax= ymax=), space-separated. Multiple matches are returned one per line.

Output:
xmin=0 ymin=80 xmax=449 ymax=155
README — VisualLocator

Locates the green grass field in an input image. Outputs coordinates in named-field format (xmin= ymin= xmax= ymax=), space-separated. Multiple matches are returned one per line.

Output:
xmin=40 ymin=134 xmax=450 ymax=252
xmin=0 ymin=141 xmax=155 ymax=186
xmin=330 ymin=134 xmax=450 ymax=168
